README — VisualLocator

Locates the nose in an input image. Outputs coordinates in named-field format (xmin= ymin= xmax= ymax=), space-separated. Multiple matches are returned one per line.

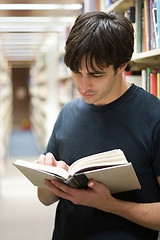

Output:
xmin=79 ymin=76 xmax=91 ymax=93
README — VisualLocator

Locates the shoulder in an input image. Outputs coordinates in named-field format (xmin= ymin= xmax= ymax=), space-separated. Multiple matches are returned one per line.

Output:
xmin=134 ymin=86 xmax=160 ymax=129
xmin=134 ymin=85 xmax=160 ymax=112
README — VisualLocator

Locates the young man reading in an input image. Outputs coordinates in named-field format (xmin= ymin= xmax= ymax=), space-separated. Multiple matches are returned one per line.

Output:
xmin=37 ymin=11 xmax=160 ymax=240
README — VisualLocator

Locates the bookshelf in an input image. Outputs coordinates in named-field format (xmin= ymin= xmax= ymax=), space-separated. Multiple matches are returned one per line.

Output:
xmin=0 ymin=50 xmax=12 ymax=176
xmin=101 ymin=0 xmax=160 ymax=97
xmin=103 ymin=0 xmax=136 ymax=13
xmin=29 ymin=34 xmax=60 ymax=151
xmin=131 ymin=49 xmax=160 ymax=70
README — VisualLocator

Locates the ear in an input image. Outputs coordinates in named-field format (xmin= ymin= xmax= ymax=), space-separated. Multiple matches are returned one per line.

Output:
xmin=118 ymin=63 xmax=129 ymax=73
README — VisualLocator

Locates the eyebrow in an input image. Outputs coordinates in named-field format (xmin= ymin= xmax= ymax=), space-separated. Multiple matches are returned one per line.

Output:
xmin=88 ymin=71 xmax=106 ymax=75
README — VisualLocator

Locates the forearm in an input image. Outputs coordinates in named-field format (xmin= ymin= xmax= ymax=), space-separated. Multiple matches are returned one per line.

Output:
xmin=37 ymin=187 xmax=59 ymax=206
xmin=109 ymin=198 xmax=160 ymax=231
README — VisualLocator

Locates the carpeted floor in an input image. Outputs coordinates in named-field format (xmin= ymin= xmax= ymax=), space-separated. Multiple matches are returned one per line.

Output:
xmin=8 ymin=130 xmax=41 ymax=158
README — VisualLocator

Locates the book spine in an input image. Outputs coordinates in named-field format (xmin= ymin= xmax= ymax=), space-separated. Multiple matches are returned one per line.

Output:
xmin=136 ymin=0 xmax=143 ymax=53
xmin=157 ymin=73 xmax=160 ymax=98
xmin=152 ymin=0 xmax=158 ymax=49
xmin=144 ymin=0 xmax=149 ymax=51
xmin=150 ymin=72 xmax=158 ymax=96
xmin=65 ymin=175 xmax=82 ymax=188
xmin=150 ymin=0 xmax=154 ymax=49
xmin=65 ymin=173 xmax=89 ymax=189
xmin=157 ymin=0 xmax=160 ymax=48
xmin=74 ymin=173 xmax=89 ymax=188
xmin=147 ymin=0 xmax=152 ymax=50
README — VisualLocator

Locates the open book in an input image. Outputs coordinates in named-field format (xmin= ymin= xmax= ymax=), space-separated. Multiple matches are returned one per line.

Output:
xmin=13 ymin=149 xmax=141 ymax=194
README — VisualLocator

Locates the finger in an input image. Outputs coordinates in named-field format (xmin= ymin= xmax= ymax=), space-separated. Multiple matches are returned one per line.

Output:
xmin=45 ymin=152 xmax=57 ymax=166
xmin=51 ymin=179 xmax=71 ymax=194
xmin=45 ymin=179 xmax=72 ymax=199
xmin=88 ymin=180 xmax=111 ymax=194
xmin=57 ymin=161 xmax=69 ymax=171
xmin=88 ymin=180 xmax=104 ymax=191
xmin=38 ymin=154 xmax=45 ymax=164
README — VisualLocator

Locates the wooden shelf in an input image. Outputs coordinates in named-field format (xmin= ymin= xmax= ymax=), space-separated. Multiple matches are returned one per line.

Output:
xmin=105 ymin=0 xmax=160 ymax=71
xmin=106 ymin=0 xmax=136 ymax=13
xmin=131 ymin=49 xmax=160 ymax=70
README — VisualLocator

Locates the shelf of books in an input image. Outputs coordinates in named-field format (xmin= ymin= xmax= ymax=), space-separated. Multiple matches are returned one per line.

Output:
xmin=0 ymin=50 xmax=12 ymax=176
xmin=29 ymin=35 xmax=60 ymax=151
xmin=102 ymin=0 xmax=160 ymax=99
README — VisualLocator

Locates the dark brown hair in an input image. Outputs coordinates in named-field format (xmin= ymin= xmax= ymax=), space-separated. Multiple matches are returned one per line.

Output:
xmin=64 ymin=11 xmax=134 ymax=72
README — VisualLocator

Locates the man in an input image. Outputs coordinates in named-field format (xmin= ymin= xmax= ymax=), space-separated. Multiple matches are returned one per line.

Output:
xmin=37 ymin=11 xmax=160 ymax=240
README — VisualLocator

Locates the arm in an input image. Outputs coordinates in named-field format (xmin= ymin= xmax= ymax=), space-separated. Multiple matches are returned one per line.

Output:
xmin=44 ymin=176 xmax=160 ymax=230
xmin=109 ymin=176 xmax=160 ymax=230
xmin=37 ymin=187 xmax=59 ymax=206
xmin=36 ymin=153 xmax=69 ymax=206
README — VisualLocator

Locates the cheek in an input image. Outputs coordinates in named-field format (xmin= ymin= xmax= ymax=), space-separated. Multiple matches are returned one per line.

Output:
xmin=73 ymin=78 xmax=79 ymax=88
xmin=71 ymin=74 xmax=79 ymax=85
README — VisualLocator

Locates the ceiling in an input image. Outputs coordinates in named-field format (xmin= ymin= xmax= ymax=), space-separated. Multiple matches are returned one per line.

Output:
xmin=0 ymin=0 xmax=84 ymax=68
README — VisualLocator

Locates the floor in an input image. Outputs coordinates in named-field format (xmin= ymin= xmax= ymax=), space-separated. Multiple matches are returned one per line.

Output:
xmin=8 ymin=130 xmax=41 ymax=158
xmin=0 ymin=130 xmax=58 ymax=240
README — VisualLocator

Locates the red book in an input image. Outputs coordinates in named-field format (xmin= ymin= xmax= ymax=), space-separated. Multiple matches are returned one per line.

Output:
xmin=150 ymin=73 xmax=157 ymax=97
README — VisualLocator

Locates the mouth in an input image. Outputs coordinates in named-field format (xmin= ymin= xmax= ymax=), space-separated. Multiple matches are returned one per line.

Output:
xmin=82 ymin=92 xmax=95 ymax=97
xmin=79 ymin=89 xmax=96 ymax=98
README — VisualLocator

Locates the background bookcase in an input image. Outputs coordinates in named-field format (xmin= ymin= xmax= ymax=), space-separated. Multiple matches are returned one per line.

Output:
xmin=0 ymin=42 xmax=12 ymax=176
xmin=29 ymin=34 xmax=60 ymax=150
xmin=100 ymin=0 xmax=160 ymax=97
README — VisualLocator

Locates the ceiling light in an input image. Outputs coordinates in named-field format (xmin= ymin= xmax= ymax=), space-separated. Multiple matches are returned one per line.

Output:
xmin=0 ymin=4 xmax=83 ymax=10
xmin=0 ymin=26 xmax=47 ymax=32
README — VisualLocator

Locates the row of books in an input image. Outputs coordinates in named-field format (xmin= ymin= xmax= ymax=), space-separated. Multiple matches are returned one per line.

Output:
xmin=144 ymin=68 xmax=160 ymax=98
xmin=135 ymin=0 xmax=160 ymax=52
xmin=103 ymin=0 xmax=160 ymax=53
xmin=123 ymin=69 xmax=160 ymax=99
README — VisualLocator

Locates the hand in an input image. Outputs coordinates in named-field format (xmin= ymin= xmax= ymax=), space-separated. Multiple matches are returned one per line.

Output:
xmin=35 ymin=152 xmax=69 ymax=171
xmin=44 ymin=178 xmax=115 ymax=212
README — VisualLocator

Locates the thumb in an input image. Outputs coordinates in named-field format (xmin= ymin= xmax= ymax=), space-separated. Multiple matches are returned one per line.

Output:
xmin=87 ymin=179 xmax=99 ymax=189
xmin=88 ymin=180 xmax=109 ymax=193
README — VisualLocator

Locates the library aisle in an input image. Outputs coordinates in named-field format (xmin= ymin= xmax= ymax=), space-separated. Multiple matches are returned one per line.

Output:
xmin=0 ymin=131 xmax=58 ymax=240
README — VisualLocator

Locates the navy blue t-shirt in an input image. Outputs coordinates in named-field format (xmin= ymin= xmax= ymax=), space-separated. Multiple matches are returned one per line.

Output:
xmin=45 ymin=84 xmax=160 ymax=240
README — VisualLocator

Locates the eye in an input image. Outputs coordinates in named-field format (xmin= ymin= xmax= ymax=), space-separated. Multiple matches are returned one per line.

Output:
xmin=92 ymin=73 xmax=103 ymax=78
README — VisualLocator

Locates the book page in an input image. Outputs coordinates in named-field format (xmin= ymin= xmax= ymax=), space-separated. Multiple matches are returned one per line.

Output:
xmin=69 ymin=149 xmax=128 ymax=176
xmin=14 ymin=160 xmax=69 ymax=179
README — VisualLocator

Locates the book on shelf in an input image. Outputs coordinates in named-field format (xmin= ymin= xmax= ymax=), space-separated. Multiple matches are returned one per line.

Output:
xmin=13 ymin=149 xmax=141 ymax=194
xmin=152 ymin=1 xmax=158 ymax=49
xmin=157 ymin=73 xmax=160 ymax=98
xmin=136 ymin=0 xmax=143 ymax=53
xmin=150 ymin=72 xmax=158 ymax=96
xmin=142 ymin=68 xmax=160 ymax=97
xmin=135 ymin=0 xmax=160 ymax=52
xmin=157 ymin=0 xmax=160 ymax=48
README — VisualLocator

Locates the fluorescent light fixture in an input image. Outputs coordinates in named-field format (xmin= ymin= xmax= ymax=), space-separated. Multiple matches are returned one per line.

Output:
xmin=0 ymin=4 xmax=83 ymax=10
xmin=8 ymin=56 xmax=34 ymax=61
xmin=5 ymin=53 xmax=36 ymax=57
xmin=3 ymin=42 xmax=41 ymax=45
xmin=0 ymin=26 xmax=47 ymax=32
xmin=3 ymin=33 xmax=44 ymax=39
xmin=0 ymin=17 xmax=53 ymax=23
xmin=0 ymin=16 xmax=74 ymax=23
